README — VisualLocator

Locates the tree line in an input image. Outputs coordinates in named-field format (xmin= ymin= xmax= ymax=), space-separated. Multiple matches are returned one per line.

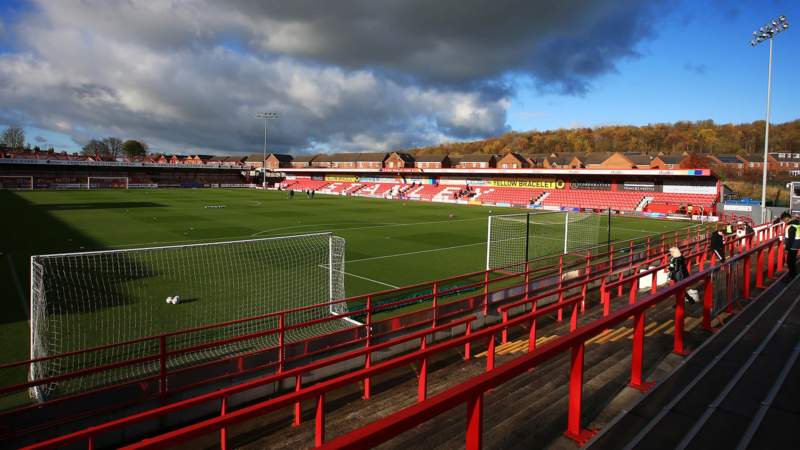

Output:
xmin=1 ymin=125 xmax=148 ymax=159
xmin=411 ymin=119 xmax=800 ymax=156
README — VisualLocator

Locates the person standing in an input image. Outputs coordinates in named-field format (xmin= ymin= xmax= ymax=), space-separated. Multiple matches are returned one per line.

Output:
xmin=710 ymin=230 xmax=725 ymax=262
xmin=668 ymin=247 xmax=696 ymax=303
xmin=783 ymin=215 xmax=799 ymax=277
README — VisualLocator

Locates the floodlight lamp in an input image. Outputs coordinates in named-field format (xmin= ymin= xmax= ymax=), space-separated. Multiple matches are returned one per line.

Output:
xmin=783 ymin=23 xmax=789 ymax=29
xmin=778 ymin=15 xmax=786 ymax=22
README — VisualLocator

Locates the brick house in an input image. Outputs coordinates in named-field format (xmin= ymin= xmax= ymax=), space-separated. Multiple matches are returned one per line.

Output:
xmin=356 ymin=152 xmax=388 ymax=169
xmin=290 ymin=154 xmax=318 ymax=168
xmin=771 ymin=153 xmax=800 ymax=171
xmin=264 ymin=153 xmax=293 ymax=169
xmin=524 ymin=153 xmax=550 ymax=168
xmin=456 ymin=154 xmax=496 ymax=169
xmin=649 ymin=154 xmax=685 ymax=169
xmin=543 ymin=153 xmax=578 ymax=168
xmin=496 ymin=152 xmax=529 ymax=169
xmin=384 ymin=152 xmax=415 ymax=169
xmin=737 ymin=154 xmax=779 ymax=171
xmin=414 ymin=154 xmax=451 ymax=169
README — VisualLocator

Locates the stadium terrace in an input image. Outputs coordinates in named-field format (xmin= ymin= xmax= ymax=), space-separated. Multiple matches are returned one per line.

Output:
xmin=0 ymin=149 xmax=720 ymax=217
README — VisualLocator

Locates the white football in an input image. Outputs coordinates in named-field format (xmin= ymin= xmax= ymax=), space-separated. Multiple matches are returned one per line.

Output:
xmin=166 ymin=296 xmax=174 ymax=304
xmin=172 ymin=296 xmax=181 ymax=304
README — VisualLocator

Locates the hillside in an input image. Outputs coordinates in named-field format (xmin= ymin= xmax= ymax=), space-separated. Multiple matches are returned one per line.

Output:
xmin=409 ymin=119 xmax=800 ymax=156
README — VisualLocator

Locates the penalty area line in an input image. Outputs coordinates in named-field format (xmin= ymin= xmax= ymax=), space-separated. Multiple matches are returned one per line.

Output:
xmin=322 ymin=265 xmax=399 ymax=289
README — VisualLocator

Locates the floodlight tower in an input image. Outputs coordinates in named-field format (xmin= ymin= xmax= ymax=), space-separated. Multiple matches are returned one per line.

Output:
xmin=750 ymin=15 xmax=789 ymax=222
xmin=256 ymin=112 xmax=279 ymax=189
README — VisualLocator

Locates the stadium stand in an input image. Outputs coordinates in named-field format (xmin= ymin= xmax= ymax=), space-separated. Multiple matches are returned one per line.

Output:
xmin=9 ymin=225 xmax=784 ymax=449
xmin=475 ymin=187 xmax=544 ymax=206
xmin=540 ymin=190 xmax=645 ymax=211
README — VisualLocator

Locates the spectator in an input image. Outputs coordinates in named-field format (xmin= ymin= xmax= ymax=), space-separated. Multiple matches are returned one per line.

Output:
xmin=783 ymin=215 xmax=799 ymax=277
xmin=710 ymin=230 xmax=725 ymax=262
xmin=668 ymin=247 xmax=696 ymax=303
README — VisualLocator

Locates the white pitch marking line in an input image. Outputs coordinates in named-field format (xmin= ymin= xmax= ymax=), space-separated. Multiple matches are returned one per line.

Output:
xmin=346 ymin=241 xmax=486 ymax=263
xmin=341 ymin=271 xmax=399 ymax=289
xmin=250 ymin=217 xmax=486 ymax=237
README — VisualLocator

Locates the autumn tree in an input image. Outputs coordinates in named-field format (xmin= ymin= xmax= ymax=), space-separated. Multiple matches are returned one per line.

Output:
xmin=2 ymin=125 xmax=25 ymax=149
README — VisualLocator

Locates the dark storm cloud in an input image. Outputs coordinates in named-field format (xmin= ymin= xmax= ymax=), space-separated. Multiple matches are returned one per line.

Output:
xmin=0 ymin=0 xmax=671 ymax=154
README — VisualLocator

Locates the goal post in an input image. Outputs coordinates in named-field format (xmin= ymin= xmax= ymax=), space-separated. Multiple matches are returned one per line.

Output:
xmin=87 ymin=176 xmax=129 ymax=189
xmin=486 ymin=210 xmax=611 ymax=272
xmin=29 ymin=232 xmax=347 ymax=400
xmin=0 ymin=175 xmax=34 ymax=190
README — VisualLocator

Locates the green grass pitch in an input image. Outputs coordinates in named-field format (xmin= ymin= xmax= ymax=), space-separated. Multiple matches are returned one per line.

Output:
xmin=0 ymin=188 xmax=691 ymax=395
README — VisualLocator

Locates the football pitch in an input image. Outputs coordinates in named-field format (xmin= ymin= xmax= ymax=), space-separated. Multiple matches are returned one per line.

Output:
xmin=0 ymin=188 xmax=692 ymax=383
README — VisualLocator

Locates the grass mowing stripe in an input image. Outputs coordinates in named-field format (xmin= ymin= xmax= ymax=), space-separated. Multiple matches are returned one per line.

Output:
xmin=5 ymin=253 xmax=28 ymax=319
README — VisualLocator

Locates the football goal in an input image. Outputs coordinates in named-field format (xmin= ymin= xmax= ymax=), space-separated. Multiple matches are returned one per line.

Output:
xmin=0 ymin=175 xmax=34 ymax=190
xmin=486 ymin=211 xmax=610 ymax=272
xmin=87 ymin=176 xmax=129 ymax=189
xmin=29 ymin=232 xmax=346 ymax=400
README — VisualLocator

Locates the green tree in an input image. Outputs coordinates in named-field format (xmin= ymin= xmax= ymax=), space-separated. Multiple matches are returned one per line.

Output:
xmin=122 ymin=140 xmax=148 ymax=157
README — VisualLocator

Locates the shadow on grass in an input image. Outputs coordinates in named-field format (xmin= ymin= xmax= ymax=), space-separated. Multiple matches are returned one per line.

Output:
xmin=34 ymin=202 xmax=166 ymax=211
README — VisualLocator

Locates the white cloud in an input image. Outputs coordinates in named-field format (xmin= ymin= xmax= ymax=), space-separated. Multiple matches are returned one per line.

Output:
xmin=0 ymin=0 xmax=666 ymax=153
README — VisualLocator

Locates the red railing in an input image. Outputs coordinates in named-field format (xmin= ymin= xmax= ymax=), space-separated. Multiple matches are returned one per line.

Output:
xmin=318 ymin=234 xmax=783 ymax=449
xmin=16 ymin=227 xmax=717 ymax=447
xmin=104 ymin=233 xmax=783 ymax=450
xmin=2 ymin=226 xmax=710 ymax=409
xmin=104 ymin=238 xmax=777 ymax=449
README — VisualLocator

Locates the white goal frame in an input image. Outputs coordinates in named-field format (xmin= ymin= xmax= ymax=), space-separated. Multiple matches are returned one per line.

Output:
xmin=486 ymin=211 xmax=610 ymax=271
xmin=87 ymin=176 xmax=129 ymax=189
xmin=0 ymin=175 xmax=34 ymax=190
xmin=29 ymin=232 xmax=349 ymax=400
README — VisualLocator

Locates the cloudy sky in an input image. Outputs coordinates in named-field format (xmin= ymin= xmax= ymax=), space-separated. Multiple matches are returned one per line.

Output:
xmin=0 ymin=0 xmax=797 ymax=155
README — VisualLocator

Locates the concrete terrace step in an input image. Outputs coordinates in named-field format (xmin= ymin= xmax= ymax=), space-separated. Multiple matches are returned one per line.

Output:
xmin=587 ymin=275 xmax=800 ymax=450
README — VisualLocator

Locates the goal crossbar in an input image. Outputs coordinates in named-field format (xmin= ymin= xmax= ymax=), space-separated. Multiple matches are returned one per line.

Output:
xmin=29 ymin=232 xmax=347 ymax=400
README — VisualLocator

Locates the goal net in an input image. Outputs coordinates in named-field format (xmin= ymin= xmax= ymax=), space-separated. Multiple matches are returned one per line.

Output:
xmin=0 ymin=175 xmax=33 ymax=190
xmin=486 ymin=211 xmax=609 ymax=272
xmin=87 ymin=176 xmax=129 ymax=189
xmin=29 ymin=232 xmax=346 ymax=400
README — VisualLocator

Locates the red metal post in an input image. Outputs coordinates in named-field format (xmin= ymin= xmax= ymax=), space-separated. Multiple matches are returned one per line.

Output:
xmin=486 ymin=334 xmax=495 ymax=372
xmin=363 ymin=296 xmax=373 ymax=400
xmin=418 ymin=336 xmax=428 ymax=402
xmin=570 ymin=301 xmax=579 ymax=332
xmin=483 ymin=271 xmax=490 ymax=316
xmin=646 ymin=237 xmax=651 ymax=258
xmin=767 ymin=243 xmax=775 ymax=279
xmin=629 ymin=278 xmax=637 ymax=305
xmin=220 ymin=396 xmax=227 ymax=450
xmin=650 ymin=271 xmax=657 ymax=294
xmin=278 ymin=313 xmax=285 ymax=373
xmin=673 ymin=288 xmax=687 ymax=356
xmin=756 ymin=248 xmax=765 ymax=288
xmin=464 ymin=322 xmax=472 ymax=360
xmin=564 ymin=343 xmax=596 ymax=444
xmin=293 ymin=374 xmax=302 ymax=426
xmin=528 ymin=312 xmax=537 ymax=353
xmin=617 ymin=271 xmax=624 ymax=297
xmin=601 ymin=281 xmax=610 ymax=317
xmin=501 ymin=310 xmax=509 ymax=344
xmin=315 ymin=394 xmax=325 ymax=447
xmin=465 ymin=393 xmax=483 ymax=450
xmin=159 ymin=335 xmax=167 ymax=397
xmin=432 ymin=282 xmax=438 ymax=327
xmin=629 ymin=311 xmax=654 ymax=392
